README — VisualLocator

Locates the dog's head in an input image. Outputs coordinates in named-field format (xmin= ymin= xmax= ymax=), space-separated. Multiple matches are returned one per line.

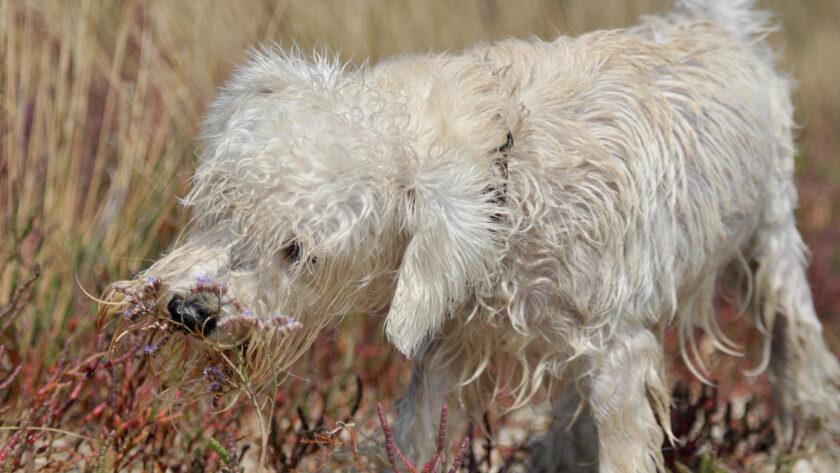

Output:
xmin=106 ymin=49 xmax=517 ymax=367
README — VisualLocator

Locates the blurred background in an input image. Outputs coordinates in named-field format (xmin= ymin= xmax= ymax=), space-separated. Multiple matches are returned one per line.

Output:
xmin=1 ymin=0 xmax=838 ymax=471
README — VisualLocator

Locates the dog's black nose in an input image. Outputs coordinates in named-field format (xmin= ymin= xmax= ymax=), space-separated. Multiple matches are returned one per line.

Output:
xmin=166 ymin=295 xmax=184 ymax=324
xmin=166 ymin=292 xmax=220 ymax=336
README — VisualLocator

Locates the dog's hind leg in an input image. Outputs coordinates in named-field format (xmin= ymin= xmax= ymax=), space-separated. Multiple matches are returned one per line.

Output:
xmin=752 ymin=218 xmax=840 ymax=463
xmin=527 ymin=385 xmax=598 ymax=473
xmin=748 ymin=89 xmax=840 ymax=461
xmin=589 ymin=328 xmax=670 ymax=473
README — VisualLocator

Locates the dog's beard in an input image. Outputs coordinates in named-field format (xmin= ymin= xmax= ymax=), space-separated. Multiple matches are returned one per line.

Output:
xmin=98 ymin=270 xmax=317 ymax=409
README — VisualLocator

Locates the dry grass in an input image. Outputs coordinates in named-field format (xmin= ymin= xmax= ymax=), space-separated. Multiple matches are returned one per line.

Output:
xmin=1 ymin=0 xmax=839 ymax=471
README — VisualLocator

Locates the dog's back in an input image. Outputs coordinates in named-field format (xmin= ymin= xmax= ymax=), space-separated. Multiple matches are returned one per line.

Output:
xmin=450 ymin=2 xmax=792 ymax=365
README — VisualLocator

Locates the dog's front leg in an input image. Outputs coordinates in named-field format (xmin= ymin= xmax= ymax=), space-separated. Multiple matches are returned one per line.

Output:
xmin=393 ymin=342 xmax=453 ymax=463
xmin=589 ymin=328 xmax=670 ymax=473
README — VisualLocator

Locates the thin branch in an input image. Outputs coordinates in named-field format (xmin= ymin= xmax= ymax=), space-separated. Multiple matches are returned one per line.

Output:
xmin=377 ymin=403 xmax=417 ymax=473
xmin=0 ymin=264 xmax=40 ymax=329
xmin=0 ymin=426 xmax=95 ymax=442
xmin=447 ymin=437 xmax=470 ymax=473
xmin=421 ymin=405 xmax=448 ymax=473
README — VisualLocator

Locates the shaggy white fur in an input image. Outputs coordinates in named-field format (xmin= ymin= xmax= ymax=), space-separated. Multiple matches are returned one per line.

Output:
xmin=132 ymin=0 xmax=840 ymax=471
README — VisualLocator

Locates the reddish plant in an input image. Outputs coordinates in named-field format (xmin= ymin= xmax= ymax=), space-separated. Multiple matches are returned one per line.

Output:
xmin=376 ymin=403 xmax=470 ymax=473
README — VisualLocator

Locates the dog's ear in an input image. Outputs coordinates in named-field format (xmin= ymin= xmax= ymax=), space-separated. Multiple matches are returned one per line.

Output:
xmin=385 ymin=161 xmax=502 ymax=357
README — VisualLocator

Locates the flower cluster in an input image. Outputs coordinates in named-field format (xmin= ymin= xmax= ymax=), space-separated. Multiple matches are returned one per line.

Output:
xmin=112 ymin=276 xmax=162 ymax=321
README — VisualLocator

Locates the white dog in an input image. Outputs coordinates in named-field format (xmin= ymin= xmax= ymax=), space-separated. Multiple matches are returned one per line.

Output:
xmin=115 ymin=0 xmax=840 ymax=471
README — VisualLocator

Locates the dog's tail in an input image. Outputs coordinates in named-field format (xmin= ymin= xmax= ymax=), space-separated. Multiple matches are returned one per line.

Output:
xmin=675 ymin=0 xmax=776 ymax=47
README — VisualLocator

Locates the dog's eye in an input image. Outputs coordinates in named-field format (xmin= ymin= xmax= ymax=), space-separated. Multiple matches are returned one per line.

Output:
xmin=283 ymin=240 xmax=318 ymax=267
xmin=284 ymin=240 xmax=302 ymax=262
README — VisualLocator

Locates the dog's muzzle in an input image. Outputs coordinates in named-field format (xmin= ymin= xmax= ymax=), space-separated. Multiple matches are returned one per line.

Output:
xmin=166 ymin=292 xmax=220 ymax=336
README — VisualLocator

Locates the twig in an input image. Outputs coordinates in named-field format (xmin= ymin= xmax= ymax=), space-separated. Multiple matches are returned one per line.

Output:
xmin=0 ymin=265 xmax=40 ymax=330
xmin=421 ymin=405 xmax=448 ymax=473
xmin=377 ymin=403 xmax=401 ymax=471
xmin=94 ymin=430 xmax=115 ymax=473
xmin=0 ymin=426 xmax=95 ymax=442
xmin=377 ymin=403 xmax=416 ymax=473
xmin=0 ymin=366 xmax=21 ymax=391
xmin=447 ymin=438 xmax=470 ymax=473
xmin=0 ymin=409 xmax=32 ymax=470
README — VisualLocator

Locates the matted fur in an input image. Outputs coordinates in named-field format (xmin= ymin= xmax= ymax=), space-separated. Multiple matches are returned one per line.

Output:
xmin=102 ymin=0 xmax=840 ymax=471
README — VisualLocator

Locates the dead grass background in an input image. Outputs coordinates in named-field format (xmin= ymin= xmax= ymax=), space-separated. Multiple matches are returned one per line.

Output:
xmin=1 ymin=0 xmax=839 ymax=471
